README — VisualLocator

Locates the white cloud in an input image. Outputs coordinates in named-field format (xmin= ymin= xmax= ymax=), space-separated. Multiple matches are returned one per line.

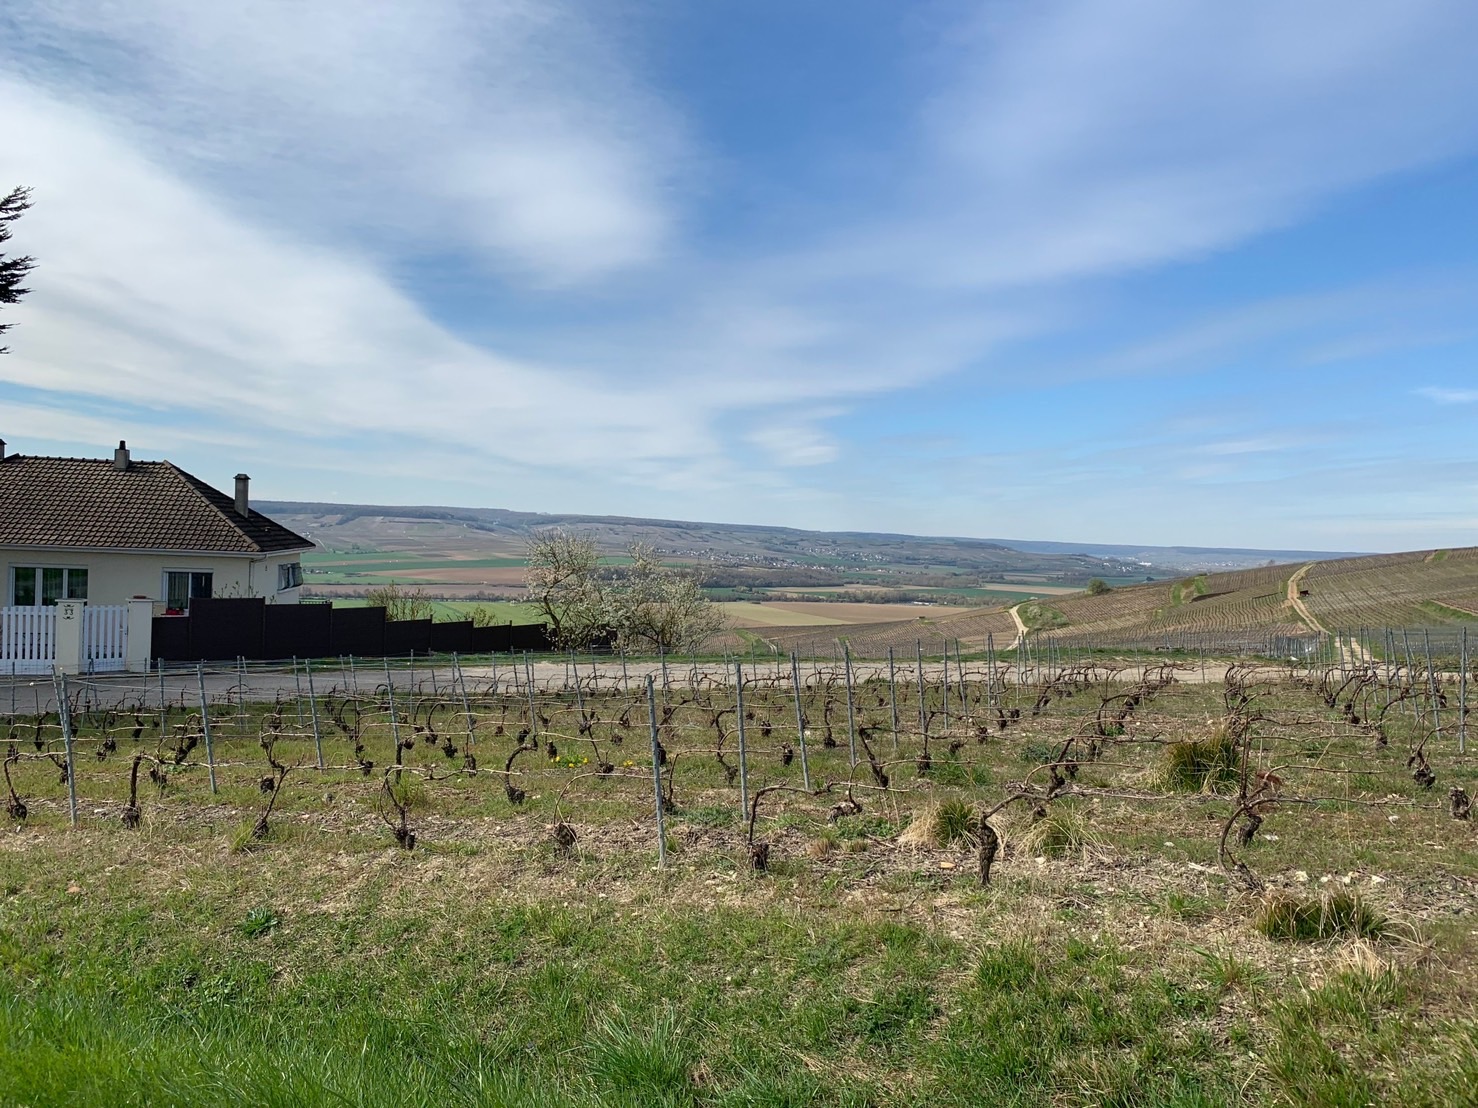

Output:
xmin=0 ymin=79 xmax=713 ymax=474
xmin=747 ymin=424 xmax=841 ymax=468
xmin=1416 ymin=387 xmax=1478 ymax=404
xmin=3 ymin=0 xmax=684 ymax=285
xmin=786 ymin=0 xmax=1478 ymax=294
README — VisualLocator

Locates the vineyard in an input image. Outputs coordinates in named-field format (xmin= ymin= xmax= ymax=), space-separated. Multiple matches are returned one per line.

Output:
xmin=757 ymin=547 xmax=1478 ymax=658
xmin=3 ymin=651 xmax=1477 ymax=1103
xmin=1302 ymin=548 xmax=1478 ymax=632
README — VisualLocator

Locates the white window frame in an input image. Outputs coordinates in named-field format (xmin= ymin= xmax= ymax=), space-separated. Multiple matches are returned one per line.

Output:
xmin=277 ymin=562 xmax=303 ymax=591
xmin=7 ymin=564 xmax=89 ymax=607
xmin=162 ymin=569 xmax=214 ymax=613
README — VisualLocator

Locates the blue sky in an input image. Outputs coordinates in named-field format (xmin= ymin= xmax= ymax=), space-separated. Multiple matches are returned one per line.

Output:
xmin=2 ymin=0 xmax=1476 ymax=551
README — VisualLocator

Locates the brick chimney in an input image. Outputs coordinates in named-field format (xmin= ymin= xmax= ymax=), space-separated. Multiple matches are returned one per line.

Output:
xmin=234 ymin=473 xmax=250 ymax=517
xmin=113 ymin=440 xmax=130 ymax=471
xmin=0 ymin=438 xmax=7 ymax=460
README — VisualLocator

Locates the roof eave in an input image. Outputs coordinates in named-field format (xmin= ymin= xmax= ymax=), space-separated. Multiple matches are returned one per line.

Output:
xmin=0 ymin=541 xmax=315 ymax=558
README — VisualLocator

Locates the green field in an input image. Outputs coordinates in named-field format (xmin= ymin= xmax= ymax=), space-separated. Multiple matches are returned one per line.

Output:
xmin=330 ymin=597 xmax=547 ymax=623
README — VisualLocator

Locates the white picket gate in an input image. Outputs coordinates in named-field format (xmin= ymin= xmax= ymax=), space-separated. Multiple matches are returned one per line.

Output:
xmin=83 ymin=605 xmax=128 ymax=673
xmin=0 ymin=604 xmax=129 ymax=675
xmin=0 ymin=605 xmax=57 ymax=675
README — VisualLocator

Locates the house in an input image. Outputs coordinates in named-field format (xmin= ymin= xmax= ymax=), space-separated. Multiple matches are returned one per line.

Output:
xmin=0 ymin=438 xmax=313 ymax=612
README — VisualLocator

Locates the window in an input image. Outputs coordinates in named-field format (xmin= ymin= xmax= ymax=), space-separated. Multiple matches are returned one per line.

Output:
xmin=9 ymin=567 xmax=87 ymax=606
xmin=277 ymin=562 xmax=303 ymax=591
xmin=164 ymin=571 xmax=212 ymax=613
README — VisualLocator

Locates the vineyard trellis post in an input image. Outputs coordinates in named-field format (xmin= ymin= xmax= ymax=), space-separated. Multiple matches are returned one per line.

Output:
xmin=56 ymin=671 xmax=78 ymax=827
xmin=1454 ymin=629 xmax=1466 ymax=762
xmin=1401 ymin=630 xmax=1417 ymax=721
xmin=196 ymin=662 xmax=217 ymax=795
xmin=384 ymin=660 xmax=401 ymax=769
xmin=646 ymin=675 xmax=666 ymax=868
xmin=842 ymin=642 xmax=858 ymax=768
xmin=1424 ymin=629 xmax=1441 ymax=743
xmin=524 ymin=653 xmax=538 ymax=739
xmin=306 ymin=659 xmax=324 ymax=770
xmin=887 ymin=646 xmax=900 ymax=755
xmin=987 ymin=633 xmax=998 ymax=710
xmin=940 ymin=639 xmax=950 ymax=735
xmin=734 ymin=661 xmax=749 ymax=819
xmin=292 ymin=657 xmax=305 ymax=728
xmin=619 ymin=646 xmax=629 ymax=693
xmin=916 ymin=639 xmax=926 ymax=738
xmin=955 ymin=639 xmax=967 ymax=717
xmin=453 ymin=653 xmax=475 ymax=758
xmin=790 ymin=651 xmax=811 ymax=791
xmin=236 ymin=656 xmax=247 ymax=735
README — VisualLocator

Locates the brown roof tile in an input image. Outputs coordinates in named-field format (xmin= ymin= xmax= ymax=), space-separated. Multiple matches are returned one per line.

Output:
xmin=0 ymin=454 xmax=313 ymax=554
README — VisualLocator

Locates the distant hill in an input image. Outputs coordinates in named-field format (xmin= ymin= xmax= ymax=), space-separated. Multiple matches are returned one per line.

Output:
xmin=258 ymin=500 xmax=1359 ymax=581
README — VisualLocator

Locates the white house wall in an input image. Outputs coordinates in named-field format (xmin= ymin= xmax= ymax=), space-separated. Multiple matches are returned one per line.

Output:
xmin=1 ymin=547 xmax=304 ymax=607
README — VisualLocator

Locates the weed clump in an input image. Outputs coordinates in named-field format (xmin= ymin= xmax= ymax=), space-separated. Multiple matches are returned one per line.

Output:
xmin=1254 ymin=891 xmax=1385 ymax=942
xmin=238 ymin=905 xmax=281 ymax=939
xmin=1017 ymin=804 xmax=1102 ymax=859
xmin=1165 ymin=726 xmax=1239 ymax=790
xmin=934 ymin=799 xmax=977 ymax=847
xmin=898 ymin=800 xmax=977 ymax=849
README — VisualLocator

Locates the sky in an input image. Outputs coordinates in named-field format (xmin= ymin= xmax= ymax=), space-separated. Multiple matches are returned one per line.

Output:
xmin=2 ymin=0 xmax=1477 ymax=552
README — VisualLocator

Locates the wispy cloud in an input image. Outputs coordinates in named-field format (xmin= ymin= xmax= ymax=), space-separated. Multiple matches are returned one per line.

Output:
xmin=3 ymin=0 xmax=685 ymax=285
xmin=1416 ymin=387 xmax=1478 ymax=404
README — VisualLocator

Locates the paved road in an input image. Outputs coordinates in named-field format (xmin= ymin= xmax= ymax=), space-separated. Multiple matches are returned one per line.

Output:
xmin=1 ymin=654 xmax=1305 ymax=716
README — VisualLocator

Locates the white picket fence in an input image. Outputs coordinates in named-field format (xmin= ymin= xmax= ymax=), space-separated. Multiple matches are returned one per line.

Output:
xmin=0 ymin=605 xmax=57 ymax=675
xmin=0 ymin=604 xmax=129 ymax=675
xmin=83 ymin=605 xmax=128 ymax=673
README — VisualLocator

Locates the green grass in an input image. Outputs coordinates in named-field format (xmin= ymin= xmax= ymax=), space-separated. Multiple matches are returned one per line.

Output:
xmin=3 ymin=865 xmax=1467 ymax=1107
xmin=1253 ymin=891 xmax=1386 ymax=942
xmin=3 ymin=671 xmax=1477 ymax=1105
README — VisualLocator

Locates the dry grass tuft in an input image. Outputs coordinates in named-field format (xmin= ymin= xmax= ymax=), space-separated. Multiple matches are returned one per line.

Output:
xmin=899 ymin=799 xmax=978 ymax=849
xmin=1016 ymin=804 xmax=1104 ymax=859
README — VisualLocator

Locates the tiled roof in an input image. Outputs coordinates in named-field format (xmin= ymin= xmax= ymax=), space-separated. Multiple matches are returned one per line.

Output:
xmin=0 ymin=454 xmax=314 ymax=554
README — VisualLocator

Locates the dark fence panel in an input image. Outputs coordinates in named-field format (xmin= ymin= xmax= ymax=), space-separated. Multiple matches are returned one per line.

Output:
xmin=429 ymin=620 xmax=473 ymax=654
xmin=508 ymin=623 xmax=553 ymax=653
xmin=471 ymin=624 xmax=511 ymax=653
xmin=264 ymin=604 xmax=333 ymax=660
xmin=330 ymin=606 xmax=386 ymax=657
xmin=384 ymin=618 xmax=433 ymax=656
xmin=151 ymin=616 xmax=191 ymax=662
xmin=186 ymin=598 xmax=266 ymax=660
xmin=152 ymin=600 xmax=550 ymax=661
